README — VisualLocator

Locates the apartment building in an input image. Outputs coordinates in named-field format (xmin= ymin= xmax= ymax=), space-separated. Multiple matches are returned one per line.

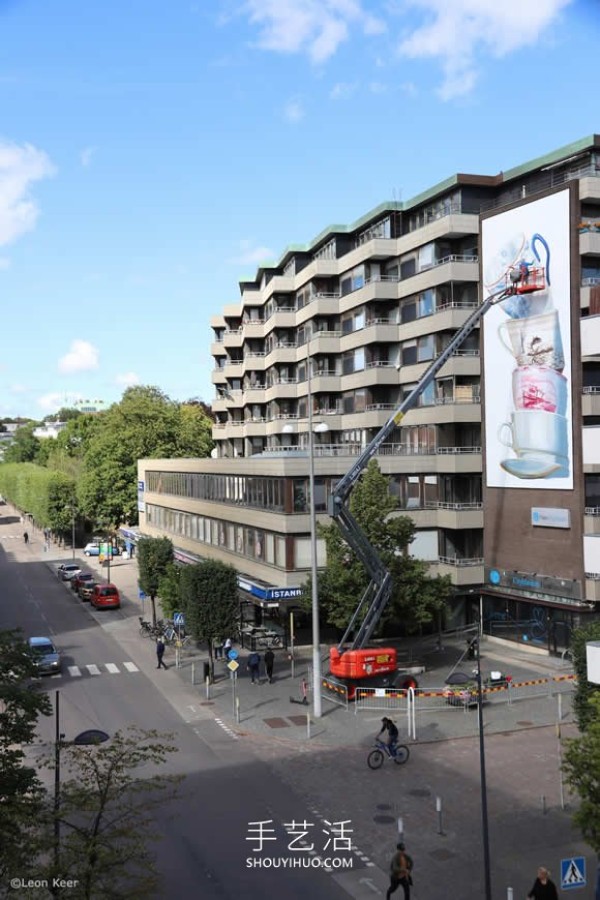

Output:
xmin=138 ymin=134 xmax=600 ymax=652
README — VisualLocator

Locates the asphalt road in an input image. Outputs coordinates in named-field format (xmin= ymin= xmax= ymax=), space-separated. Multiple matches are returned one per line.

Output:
xmin=0 ymin=524 xmax=360 ymax=900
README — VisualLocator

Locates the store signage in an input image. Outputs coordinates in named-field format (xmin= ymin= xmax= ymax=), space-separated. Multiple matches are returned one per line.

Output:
xmin=531 ymin=507 xmax=570 ymax=529
xmin=485 ymin=566 xmax=582 ymax=600
xmin=237 ymin=577 xmax=302 ymax=603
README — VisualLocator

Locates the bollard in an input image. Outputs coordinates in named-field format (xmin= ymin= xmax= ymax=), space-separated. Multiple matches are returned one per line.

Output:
xmin=541 ymin=795 xmax=547 ymax=815
xmin=306 ymin=711 xmax=311 ymax=740
xmin=397 ymin=817 xmax=404 ymax=840
xmin=235 ymin=696 xmax=240 ymax=724
xmin=507 ymin=888 xmax=513 ymax=900
xmin=436 ymin=797 xmax=444 ymax=835
xmin=205 ymin=675 xmax=210 ymax=700
xmin=191 ymin=662 xmax=195 ymax=686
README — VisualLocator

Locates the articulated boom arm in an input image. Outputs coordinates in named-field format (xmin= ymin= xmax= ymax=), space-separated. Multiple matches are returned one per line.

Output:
xmin=328 ymin=282 xmax=518 ymax=652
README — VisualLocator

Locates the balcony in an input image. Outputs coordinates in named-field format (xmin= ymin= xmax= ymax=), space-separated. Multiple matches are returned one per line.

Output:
xmin=427 ymin=556 xmax=484 ymax=586
xmin=242 ymin=320 xmax=265 ymax=339
xmin=583 ymin=426 xmax=600 ymax=470
xmin=580 ymin=229 xmax=600 ymax=257
xmin=401 ymin=394 xmax=481 ymax=426
xmin=222 ymin=328 xmax=244 ymax=348
xmin=398 ymin=255 xmax=479 ymax=299
xmin=407 ymin=502 xmax=483 ymax=530
xmin=581 ymin=314 xmax=600 ymax=358
xmin=398 ymin=302 xmax=479 ymax=342
xmin=583 ymin=387 xmax=600 ymax=417
xmin=584 ymin=507 xmax=600 ymax=535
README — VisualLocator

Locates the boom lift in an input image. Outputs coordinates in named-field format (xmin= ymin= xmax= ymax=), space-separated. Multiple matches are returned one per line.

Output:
xmin=327 ymin=264 xmax=546 ymax=695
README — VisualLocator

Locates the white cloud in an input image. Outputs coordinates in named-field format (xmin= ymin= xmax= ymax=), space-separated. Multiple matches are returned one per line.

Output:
xmin=58 ymin=340 xmax=100 ymax=375
xmin=229 ymin=239 xmax=275 ymax=265
xmin=243 ymin=0 xmax=386 ymax=63
xmin=0 ymin=256 xmax=10 ymax=270
xmin=115 ymin=371 xmax=140 ymax=388
xmin=80 ymin=146 xmax=96 ymax=167
xmin=37 ymin=392 xmax=79 ymax=413
xmin=283 ymin=97 xmax=305 ymax=123
xmin=330 ymin=81 xmax=357 ymax=99
xmin=0 ymin=140 xmax=55 ymax=246
xmin=398 ymin=0 xmax=573 ymax=100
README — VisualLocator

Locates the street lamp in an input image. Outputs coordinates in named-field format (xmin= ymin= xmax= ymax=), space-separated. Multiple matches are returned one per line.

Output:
xmin=445 ymin=637 xmax=491 ymax=900
xmin=53 ymin=690 xmax=109 ymax=887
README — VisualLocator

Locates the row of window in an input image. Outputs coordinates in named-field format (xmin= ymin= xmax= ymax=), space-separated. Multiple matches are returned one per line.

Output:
xmin=146 ymin=472 xmax=286 ymax=511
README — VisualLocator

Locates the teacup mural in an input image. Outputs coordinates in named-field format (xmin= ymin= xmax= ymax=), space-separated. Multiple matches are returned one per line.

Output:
xmin=482 ymin=191 xmax=573 ymax=490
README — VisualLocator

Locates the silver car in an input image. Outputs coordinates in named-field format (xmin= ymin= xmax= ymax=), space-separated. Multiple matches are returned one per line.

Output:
xmin=28 ymin=636 xmax=62 ymax=675
xmin=57 ymin=563 xmax=81 ymax=581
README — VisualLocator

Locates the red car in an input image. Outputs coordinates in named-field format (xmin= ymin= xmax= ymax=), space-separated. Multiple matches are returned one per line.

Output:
xmin=71 ymin=571 xmax=95 ymax=592
xmin=91 ymin=584 xmax=121 ymax=610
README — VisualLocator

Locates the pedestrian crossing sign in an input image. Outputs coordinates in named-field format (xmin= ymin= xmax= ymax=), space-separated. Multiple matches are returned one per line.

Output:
xmin=561 ymin=856 xmax=586 ymax=890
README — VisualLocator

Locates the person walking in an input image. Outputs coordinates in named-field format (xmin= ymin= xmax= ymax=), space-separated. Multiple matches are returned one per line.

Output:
xmin=527 ymin=866 xmax=558 ymax=900
xmin=386 ymin=841 xmax=413 ymax=900
xmin=264 ymin=648 xmax=275 ymax=683
xmin=247 ymin=651 xmax=261 ymax=684
xmin=23 ymin=531 xmax=29 ymax=545
xmin=214 ymin=637 xmax=224 ymax=660
xmin=223 ymin=637 xmax=232 ymax=660
xmin=156 ymin=638 xmax=168 ymax=670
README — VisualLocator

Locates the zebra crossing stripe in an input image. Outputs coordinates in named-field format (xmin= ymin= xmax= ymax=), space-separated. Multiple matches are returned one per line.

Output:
xmin=105 ymin=663 xmax=119 ymax=674
xmin=68 ymin=666 xmax=81 ymax=677
xmin=86 ymin=664 xmax=101 ymax=676
xmin=123 ymin=662 xmax=139 ymax=672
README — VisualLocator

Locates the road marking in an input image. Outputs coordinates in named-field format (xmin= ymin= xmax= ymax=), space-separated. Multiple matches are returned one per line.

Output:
xmin=123 ymin=661 xmax=139 ymax=672
xmin=68 ymin=666 xmax=82 ymax=677
xmin=213 ymin=717 xmax=239 ymax=740
xmin=105 ymin=663 xmax=119 ymax=674
xmin=86 ymin=664 xmax=101 ymax=676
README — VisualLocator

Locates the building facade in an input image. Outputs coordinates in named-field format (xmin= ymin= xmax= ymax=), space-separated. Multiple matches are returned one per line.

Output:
xmin=138 ymin=134 xmax=600 ymax=651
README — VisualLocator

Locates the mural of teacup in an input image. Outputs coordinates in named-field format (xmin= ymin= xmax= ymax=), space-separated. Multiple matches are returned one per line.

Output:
xmin=498 ymin=409 xmax=569 ymax=479
xmin=485 ymin=233 xmax=551 ymax=319
xmin=512 ymin=365 xmax=567 ymax=415
xmin=498 ymin=310 xmax=565 ymax=371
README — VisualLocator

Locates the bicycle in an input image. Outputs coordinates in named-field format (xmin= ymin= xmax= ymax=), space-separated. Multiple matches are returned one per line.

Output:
xmin=367 ymin=738 xmax=410 ymax=769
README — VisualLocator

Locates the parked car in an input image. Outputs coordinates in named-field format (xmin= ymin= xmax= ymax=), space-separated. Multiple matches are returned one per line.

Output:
xmin=71 ymin=571 xmax=95 ymax=592
xmin=28 ymin=636 xmax=62 ymax=675
xmin=84 ymin=542 xmax=120 ymax=557
xmin=91 ymin=583 xmax=121 ymax=610
xmin=78 ymin=581 xmax=99 ymax=602
xmin=57 ymin=563 xmax=81 ymax=581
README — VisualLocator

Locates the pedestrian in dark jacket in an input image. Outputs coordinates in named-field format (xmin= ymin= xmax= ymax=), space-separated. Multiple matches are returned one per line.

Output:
xmin=247 ymin=651 xmax=261 ymax=683
xmin=264 ymin=648 xmax=275 ymax=683
xmin=156 ymin=638 xmax=167 ymax=669
xmin=527 ymin=867 xmax=558 ymax=900
xmin=386 ymin=841 xmax=413 ymax=900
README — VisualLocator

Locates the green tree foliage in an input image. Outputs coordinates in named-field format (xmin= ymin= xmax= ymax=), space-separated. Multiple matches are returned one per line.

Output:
xmin=54 ymin=727 xmax=181 ymax=899
xmin=77 ymin=387 xmax=214 ymax=527
xmin=563 ymin=693 xmax=600 ymax=853
xmin=571 ymin=622 xmax=600 ymax=731
xmin=179 ymin=560 xmax=239 ymax=674
xmin=157 ymin=563 xmax=182 ymax=618
xmin=0 ymin=464 xmax=77 ymax=537
xmin=308 ymin=460 xmax=451 ymax=634
xmin=137 ymin=536 xmax=174 ymax=626
xmin=45 ymin=407 xmax=82 ymax=423
xmin=3 ymin=423 xmax=41 ymax=463
xmin=0 ymin=630 xmax=52 ymax=881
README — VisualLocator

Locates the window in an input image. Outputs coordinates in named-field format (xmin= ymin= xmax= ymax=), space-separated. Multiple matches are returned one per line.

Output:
xmin=418 ymin=334 xmax=435 ymax=362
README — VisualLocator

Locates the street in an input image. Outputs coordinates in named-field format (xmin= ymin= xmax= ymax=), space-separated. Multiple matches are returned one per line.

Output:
xmin=0 ymin=522 xmax=357 ymax=900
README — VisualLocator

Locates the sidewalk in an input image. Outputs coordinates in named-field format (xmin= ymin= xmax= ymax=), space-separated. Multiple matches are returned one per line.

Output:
xmin=16 ymin=512 xmax=578 ymax=753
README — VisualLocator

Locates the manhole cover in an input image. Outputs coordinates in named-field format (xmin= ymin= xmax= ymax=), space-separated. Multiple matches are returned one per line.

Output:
xmin=430 ymin=848 xmax=456 ymax=861
xmin=373 ymin=815 xmax=396 ymax=825
xmin=199 ymin=702 xmax=215 ymax=706
xmin=263 ymin=717 xmax=290 ymax=729
xmin=376 ymin=804 xmax=393 ymax=811
xmin=408 ymin=789 xmax=431 ymax=798
xmin=516 ymin=720 xmax=533 ymax=727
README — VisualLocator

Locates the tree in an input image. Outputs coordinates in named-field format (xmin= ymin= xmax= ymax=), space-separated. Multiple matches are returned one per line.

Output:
xmin=562 ymin=692 xmax=600 ymax=853
xmin=305 ymin=459 xmax=451 ymax=635
xmin=157 ymin=563 xmax=182 ymax=618
xmin=179 ymin=560 xmax=239 ymax=679
xmin=53 ymin=727 xmax=181 ymax=899
xmin=77 ymin=386 xmax=214 ymax=527
xmin=0 ymin=630 xmax=52 ymax=881
xmin=137 ymin=536 xmax=174 ymax=626
xmin=571 ymin=621 xmax=600 ymax=731
xmin=3 ymin=423 xmax=41 ymax=463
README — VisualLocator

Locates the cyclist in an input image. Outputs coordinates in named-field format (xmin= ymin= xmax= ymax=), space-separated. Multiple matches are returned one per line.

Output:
xmin=379 ymin=717 xmax=399 ymax=755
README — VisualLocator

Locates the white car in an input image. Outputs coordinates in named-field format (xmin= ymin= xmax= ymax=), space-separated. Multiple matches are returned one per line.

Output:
xmin=57 ymin=563 xmax=81 ymax=581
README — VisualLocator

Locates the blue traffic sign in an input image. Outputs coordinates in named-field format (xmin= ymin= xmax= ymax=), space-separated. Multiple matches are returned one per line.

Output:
xmin=228 ymin=649 xmax=238 ymax=660
xmin=173 ymin=612 xmax=185 ymax=626
xmin=561 ymin=857 xmax=586 ymax=890
xmin=138 ymin=589 xmax=146 ymax=600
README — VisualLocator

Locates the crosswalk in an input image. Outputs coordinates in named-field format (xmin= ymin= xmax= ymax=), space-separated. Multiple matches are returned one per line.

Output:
xmin=51 ymin=661 xmax=140 ymax=679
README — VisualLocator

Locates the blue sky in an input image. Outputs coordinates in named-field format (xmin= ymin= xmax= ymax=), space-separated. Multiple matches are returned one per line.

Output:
xmin=0 ymin=0 xmax=598 ymax=418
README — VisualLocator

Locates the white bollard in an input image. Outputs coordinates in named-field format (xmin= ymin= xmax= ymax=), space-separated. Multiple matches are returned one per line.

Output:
xmin=507 ymin=888 xmax=513 ymax=900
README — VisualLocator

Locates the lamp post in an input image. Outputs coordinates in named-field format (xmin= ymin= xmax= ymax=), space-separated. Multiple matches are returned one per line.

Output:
xmin=445 ymin=637 xmax=491 ymax=900
xmin=53 ymin=689 xmax=109 ymax=890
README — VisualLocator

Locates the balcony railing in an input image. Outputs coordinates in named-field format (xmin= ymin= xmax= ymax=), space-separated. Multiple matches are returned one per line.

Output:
xmin=585 ymin=507 xmax=600 ymax=516
xmin=582 ymin=277 xmax=600 ymax=286
xmin=437 ymin=556 xmax=484 ymax=567
xmin=583 ymin=386 xmax=600 ymax=394
xmin=434 ymin=253 xmax=479 ymax=267
xmin=425 ymin=501 xmax=483 ymax=510
xmin=436 ymin=300 xmax=479 ymax=311
xmin=436 ymin=446 xmax=482 ymax=454
xmin=244 ymin=351 xmax=267 ymax=358
xmin=365 ymin=403 xmax=396 ymax=411
xmin=366 ymin=361 xmax=395 ymax=369
xmin=434 ymin=393 xmax=480 ymax=405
